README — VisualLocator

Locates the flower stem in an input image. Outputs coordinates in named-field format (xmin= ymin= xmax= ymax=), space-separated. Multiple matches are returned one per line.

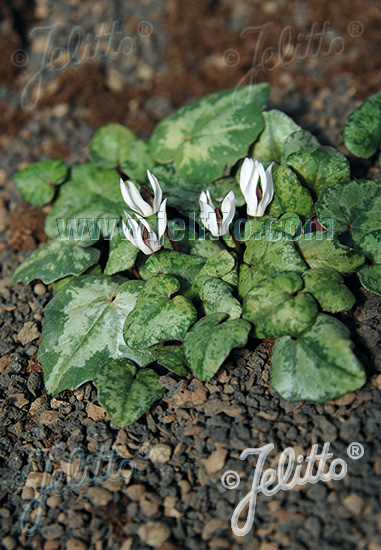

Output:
xmin=166 ymin=226 xmax=180 ymax=251
xmin=131 ymin=266 xmax=141 ymax=279
xmin=229 ymin=227 xmax=243 ymax=260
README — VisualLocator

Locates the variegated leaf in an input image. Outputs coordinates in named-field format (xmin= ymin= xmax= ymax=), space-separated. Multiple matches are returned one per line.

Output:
xmin=123 ymin=274 xmax=198 ymax=349
xmin=150 ymin=84 xmax=270 ymax=183
xmin=94 ymin=360 xmax=165 ymax=426
xmin=39 ymin=275 xmax=153 ymax=395
xmin=11 ymin=240 xmax=100 ymax=285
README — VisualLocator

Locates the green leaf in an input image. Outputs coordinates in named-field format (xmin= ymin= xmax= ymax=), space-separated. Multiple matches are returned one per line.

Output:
xmin=242 ymin=271 xmax=318 ymax=338
xmin=152 ymin=165 xmax=244 ymax=218
xmin=151 ymin=164 xmax=204 ymax=217
xmin=252 ymin=110 xmax=301 ymax=163
xmin=282 ymin=130 xmax=320 ymax=162
xmin=358 ymin=265 xmax=381 ymax=296
xmin=197 ymin=275 xmax=242 ymax=320
xmin=145 ymin=250 xmax=205 ymax=299
xmin=302 ymin=268 xmax=355 ymax=312
xmin=298 ymin=232 xmax=365 ymax=275
xmin=342 ymin=92 xmax=381 ymax=158
xmin=268 ymin=165 xmax=315 ymax=219
xmin=190 ymin=236 xmax=224 ymax=258
xmin=239 ymin=219 xmax=307 ymax=297
xmin=150 ymin=84 xmax=270 ymax=183
xmin=286 ymin=146 xmax=350 ymax=198
xmin=94 ymin=360 xmax=165 ymax=426
xmin=121 ymin=139 xmax=155 ymax=182
xmin=212 ymin=177 xmax=246 ymax=207
xmin=14 ymin=160 xmax=67 ymax=206
xmin=11 ymin=240 xmax=100 ymax=285
xmin=357 ymin=230 xmax=381 ymax=295
xmin=45 ymin=163 xmax=122 ymax=241
xmin=51 ymin=264 xmax=101 ymax=292
xmin=104 ymin=230 xmax=139 ymax=276
xmin=90 ymin=123 xmax=137 ymax=168
xmin=199 ymin=249 xmax=236 ymax=278
xmin=271 ymin=314 xmax=366 ymax=402
xmin=183 ymin=313 xmax=251 ymax=381
xmin=271 ymin=213 xmax=302 ymax=237
xmin=39 ymin=275 xmax=153 ymax=395
xmin=123 ymin=274 xmax=198 ymax=349
xmin=153 ymin=344 xmax=188 ymax=376
xmin=315 ymin=179 xmax=381 ymax=247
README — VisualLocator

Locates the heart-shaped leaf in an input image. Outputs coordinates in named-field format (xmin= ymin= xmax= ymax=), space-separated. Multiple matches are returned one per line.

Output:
xmin=123 ymin=274 xmax=198 ymax=349
xmin=357 ymin=230 xmax=381 ymax=295
xmin=242 ymin=271 xmax=318 ymax=338
xmin=286 ymin=146 xmax=350 ymax=198
xmin=153 ymin=344 xmax=188 ymax=376
xmin=271 ymin=314 xmax=366 ymax=402
xmin=197 ymin=275 xmax=242 ymax=320
xmin=199 ymin=249 xmax=236 ymax=279
xmin=90 ymin=123 xmax=137 ymax=168
xmin=150 ymin=84 xmax=270 ymax=183
xmin=11 ymin=239 xmax=100 ymax=285
xmin=298 ymin=232 xmax=365 ymax=275
xmin=39 ymin=275 xmax=153 ymax=395
xmin=271 ymin=213 xmax=303 ymax=237
xmin=183 ymin=313 xmax=251 ymax=381
xmin=120 ymin=139 xmax=155 ymax=182
xmin=302 ymin=268 xmax=355 ymax=312
xmin=94 ymin=360 xmax=165 ymax=426
xmin=239 ymin=219 xmax=307 ymax=297
xmin=150 ymin=164 xmax=204 ymax=217
xmin=252 ymin=110 xmax=302 ymax=163
xmin=342 ymin=92 xmax=381 ymax=158
xmin=104 ymin=229 xmax=139 ymax=276
xmin=315 ymin=179 xmax=381 ymax=247
xmin=152 ymin=165 xmax=244 ymax=219
xmin=190 ymin=236 xmax=225 ymax=258
xmin=45 ymin=163 xmax=122 ymax=240
xmin=282 ymin=130 xmax=319 ymax=162
xmin=145 ymin=250 xmax=205 ymax=299
xmin=14 ymin=160 xmax=68 ymax=206
xmin=268 ymin=165 xmax=315 ymax=219
xmin=50 ymin=264 xmax=101 ymax=292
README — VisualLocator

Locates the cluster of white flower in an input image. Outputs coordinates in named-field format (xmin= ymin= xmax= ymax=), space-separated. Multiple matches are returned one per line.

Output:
xmin=120 ymin=158 xmax=274 ymax=254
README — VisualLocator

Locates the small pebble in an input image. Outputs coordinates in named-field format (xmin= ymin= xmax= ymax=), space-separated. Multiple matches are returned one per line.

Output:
xmin=2 ymin=536 xmax=17 ymax=550
xmin=87 ymin=486 xmax=113 ymax=506
xmin=66 ymin=539 xmax=87 ymax=550
xmin=150 ymin=444 xmax=172 ymax=464
xmin=137 ymin=521 xmax=171 ymax=547
xmin=34 ymin=283 xmax=46 ymax=296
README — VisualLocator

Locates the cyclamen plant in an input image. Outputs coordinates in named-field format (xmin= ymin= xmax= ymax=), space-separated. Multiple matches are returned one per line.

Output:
xmin=11 ymin=84 xmax=381 ymax=426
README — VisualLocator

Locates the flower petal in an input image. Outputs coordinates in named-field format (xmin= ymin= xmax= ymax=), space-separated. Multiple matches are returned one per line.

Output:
xmin=220 ymin=191 xmax=236 ymax=235
xmin=124 ymin=213 xmax=152 ymax=254
xmin=199 ymin=194 xmax=219 ymax=237
xmin=205 ymin=189 xmax=215 ymax=210
xmin=239 ymin=157 xmax=254 ymax=195
xmin=127 ymin=180 xmax=153 ymax=217
xmin=157 ymin=198 xmax=168 ymax=241
xmin=147 ymin=169 xmax=163 ymax=214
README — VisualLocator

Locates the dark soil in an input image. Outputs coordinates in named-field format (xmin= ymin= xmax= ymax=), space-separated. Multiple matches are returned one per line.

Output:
xmin=0 ymin=2 xmax=380 ymax=550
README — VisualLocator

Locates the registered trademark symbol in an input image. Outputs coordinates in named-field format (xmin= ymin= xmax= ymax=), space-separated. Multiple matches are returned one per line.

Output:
xmin=347 ymin=21 xmax=364 ymax=38
xmin=347 ymin=442 xmax=364 ymax=460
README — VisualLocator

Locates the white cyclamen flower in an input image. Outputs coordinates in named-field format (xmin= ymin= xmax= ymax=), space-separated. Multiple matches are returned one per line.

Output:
xmin=120 ymin=169 xmax=163 ymax=217
xmin=240 ymin=158 xmax=274 ymax=217
xmin=199 ymin=190 xmax=235 ymax=237
xmin=122 ymin=199 xmax=167 ymax=255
